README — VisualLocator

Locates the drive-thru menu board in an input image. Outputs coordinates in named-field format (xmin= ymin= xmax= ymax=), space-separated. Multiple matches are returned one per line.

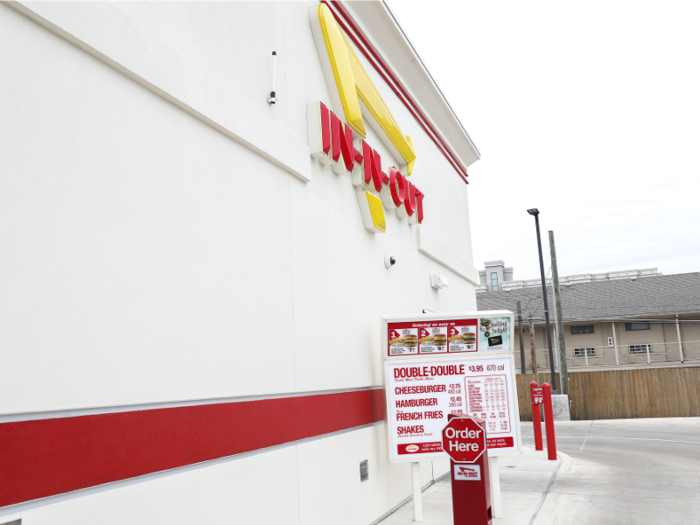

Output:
xmin=385 ymin=356 xmax=519 ymax=462
xmin=382 ymin=311 xmax=520 ymax=463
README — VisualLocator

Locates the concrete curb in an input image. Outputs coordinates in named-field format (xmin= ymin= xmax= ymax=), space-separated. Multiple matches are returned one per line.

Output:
xmin=376 ymin=445 xmax=575 ymax=525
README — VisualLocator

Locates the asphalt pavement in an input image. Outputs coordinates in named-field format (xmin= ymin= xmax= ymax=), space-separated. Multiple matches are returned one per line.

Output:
xmin=378 ymin=417 xmax=700 ymax=525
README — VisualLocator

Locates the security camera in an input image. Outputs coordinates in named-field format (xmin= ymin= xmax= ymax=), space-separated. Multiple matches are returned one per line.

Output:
xmin=384 ymin=255 xmax=396 ymax=269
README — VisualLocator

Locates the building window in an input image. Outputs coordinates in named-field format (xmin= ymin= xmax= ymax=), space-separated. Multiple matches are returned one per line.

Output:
xmin=571 ymin=325 xmax=594 ymax=335
xmin=490 ymin=272 xmax=499 ymax=291
xmin=625 ymin=322 xmax=650 ymax=331
xmin=574 ymin=347 xmax=595 ymax=356
xmin=629 ymin=344 xmax=652 ymax=353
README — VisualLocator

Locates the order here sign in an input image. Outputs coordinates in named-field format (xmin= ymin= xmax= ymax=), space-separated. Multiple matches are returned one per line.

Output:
xmin=382 ymin=311 xmax=521 ymax=463
xmin=442 ymin=416 xmax=487 ymax=463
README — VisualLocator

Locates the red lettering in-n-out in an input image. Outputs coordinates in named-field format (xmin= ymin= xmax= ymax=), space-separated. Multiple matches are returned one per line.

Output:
xmin=312 ymin=103 xmax=425 ymax=224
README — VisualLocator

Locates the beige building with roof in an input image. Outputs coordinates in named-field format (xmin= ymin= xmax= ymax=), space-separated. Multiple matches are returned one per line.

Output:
xmin=477 ymin=262 xmax=700 ymax=372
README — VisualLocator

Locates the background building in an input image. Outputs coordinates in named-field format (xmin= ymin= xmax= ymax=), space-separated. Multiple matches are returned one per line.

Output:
xmin=477 ymin=264 xmax=700 ymax=371
xmin=0 ymin=2 xmax=481 ymax=524
xmin=478 ymin=260 xmax=515 ymax=292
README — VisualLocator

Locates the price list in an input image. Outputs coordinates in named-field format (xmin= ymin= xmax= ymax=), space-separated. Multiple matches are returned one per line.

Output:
xmin=465 ymin=373 xmax=511 ymax=434
xmin=447 ymin=382 xmax=463 ymax=411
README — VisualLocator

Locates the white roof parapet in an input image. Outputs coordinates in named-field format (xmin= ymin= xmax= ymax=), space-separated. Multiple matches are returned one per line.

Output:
xmin=607 ymin=269 xmax=661 ymax=280
xmin=500 ymin=282 xmax=524 ymax=291
xmin=491 ymin=268 xmax=662 ymax=291
xmin=344 ymin=1 xmax=481 ymax=170
xmin=567 ymin=274 xmax=593 ymax=283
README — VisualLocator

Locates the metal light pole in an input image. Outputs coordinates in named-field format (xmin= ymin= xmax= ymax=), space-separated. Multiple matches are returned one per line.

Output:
xmin=527 ymin=208 xmax=558 ymax=392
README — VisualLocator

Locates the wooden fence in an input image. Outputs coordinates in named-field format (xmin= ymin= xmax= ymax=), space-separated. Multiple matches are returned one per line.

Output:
xmin=516 ymin=366 xmax=700 ymax=420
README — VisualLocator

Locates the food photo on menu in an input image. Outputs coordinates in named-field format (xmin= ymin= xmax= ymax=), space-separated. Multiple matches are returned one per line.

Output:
xmin=419 ymin=327 xmax=448 ymax=353
xmin=404 ymin=334 xmax=417 ymax=351
xmin=445 ymin=321 xmax=477 ymax=353
xmin=388 ymin=328 xmax=420 ymax=355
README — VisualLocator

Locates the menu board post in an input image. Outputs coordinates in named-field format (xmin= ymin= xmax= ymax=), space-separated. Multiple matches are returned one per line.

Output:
xmin=410 ymin=462 xmax=423 ymax=521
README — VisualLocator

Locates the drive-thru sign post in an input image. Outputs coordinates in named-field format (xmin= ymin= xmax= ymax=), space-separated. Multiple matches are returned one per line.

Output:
xmin=442 ymin=414 xmax=492 ymax=524
xmin=381 ymin=310 xmax=520 ymax=521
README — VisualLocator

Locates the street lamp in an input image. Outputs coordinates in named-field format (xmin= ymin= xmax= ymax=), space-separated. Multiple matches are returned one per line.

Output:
xmin=527 ymin=208 xmax=558 ymax=392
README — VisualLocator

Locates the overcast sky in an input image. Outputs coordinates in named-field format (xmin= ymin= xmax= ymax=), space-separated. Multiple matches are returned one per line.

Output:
xmin=389 ymin=0 xmax=700 ymax=281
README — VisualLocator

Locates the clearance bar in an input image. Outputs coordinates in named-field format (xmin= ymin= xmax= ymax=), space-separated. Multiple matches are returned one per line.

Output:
xmin=0 ymin=389 xmax=385 ymax=508
xmin=323 ymin=0 xmax=471 ymax=184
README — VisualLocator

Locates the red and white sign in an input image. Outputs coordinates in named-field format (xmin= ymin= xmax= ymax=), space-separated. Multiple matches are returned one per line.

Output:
xmin=388 ymin=318 xmax=478 ymax=356
xmin=453 ymin=464 xmax=481 ymax=481
xmin=384 ymin=356 xmax=520 ymax=462
xmin=531 ymin=385 xmax=544 ymax=405
xmin=442 ymin=416 xmax=486 ymax=463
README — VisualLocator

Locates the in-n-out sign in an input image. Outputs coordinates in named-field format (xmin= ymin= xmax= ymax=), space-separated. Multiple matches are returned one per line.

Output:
xmin=308 ymin=3 xmax=424 ymax=234
xmin=307 ymin=102 xmax=424 ymax=233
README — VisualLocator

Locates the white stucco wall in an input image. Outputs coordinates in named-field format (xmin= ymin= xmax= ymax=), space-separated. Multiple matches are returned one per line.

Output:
xmin=0 ymin=2 xmax=475 ymax=523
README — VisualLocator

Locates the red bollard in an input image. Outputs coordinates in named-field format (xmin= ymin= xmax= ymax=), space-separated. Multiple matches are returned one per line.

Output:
xmin=542 ymin=383 xmax=557 ymax=460
xmin=530 ymin=381 xmax=543 ymax=451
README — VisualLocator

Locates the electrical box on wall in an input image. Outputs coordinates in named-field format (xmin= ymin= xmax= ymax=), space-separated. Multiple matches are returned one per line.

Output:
xmin=359 ymin=460 xmax=369 ymax=482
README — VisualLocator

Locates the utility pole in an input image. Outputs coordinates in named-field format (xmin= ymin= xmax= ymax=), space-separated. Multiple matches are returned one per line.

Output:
xmin=517 ymin=301 xmax=526 ymax=373
xmin=529 ymin=318 xmax=537 ymax=382
xmin=549 ymin=231 xmax=569 ymax=397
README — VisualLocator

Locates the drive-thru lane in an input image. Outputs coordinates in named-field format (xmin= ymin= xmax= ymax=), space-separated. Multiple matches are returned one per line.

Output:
xmin=520 ymin=417 xmax=700 ymax=524
xmin=379 ymin=417 xmax=700 ymax=525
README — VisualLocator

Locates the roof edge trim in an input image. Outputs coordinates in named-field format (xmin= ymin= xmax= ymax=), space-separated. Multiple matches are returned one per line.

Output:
xmin=326 ymin=1 xmax=477 ymax=184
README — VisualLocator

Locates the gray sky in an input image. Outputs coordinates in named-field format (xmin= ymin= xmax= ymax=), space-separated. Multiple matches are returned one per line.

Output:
xmin=389 ymin=0 xmax=700 ymax=280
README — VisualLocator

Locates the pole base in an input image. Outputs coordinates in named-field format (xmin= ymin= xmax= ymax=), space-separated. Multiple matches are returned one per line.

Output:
xmin=551 ymin=394 xmax=571 ymax=421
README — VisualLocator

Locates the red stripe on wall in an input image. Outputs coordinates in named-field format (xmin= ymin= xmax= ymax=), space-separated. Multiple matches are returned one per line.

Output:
xmin=0 ymin=389 xmax=385 ymax=508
